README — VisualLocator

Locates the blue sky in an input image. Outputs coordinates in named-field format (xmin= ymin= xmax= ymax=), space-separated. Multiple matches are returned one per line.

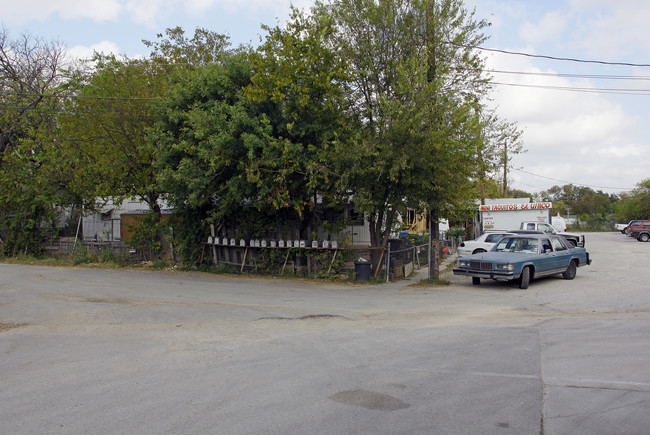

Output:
xmin=4 ymin=0 xmax=650 ymax=196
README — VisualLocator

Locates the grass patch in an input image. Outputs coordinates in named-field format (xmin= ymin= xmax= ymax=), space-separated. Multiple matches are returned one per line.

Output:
xmin=412 ymin=277 xmax=450 ymax=287
xmin=0 ymin=254 xmax=67 ymax=267
xmin=1 ymin=248 xmax=131 ymax=269
xmin=150 ymin=259 xmax=169 ymax=270
xmin=0 ymin=323 xmax=27 ymax=332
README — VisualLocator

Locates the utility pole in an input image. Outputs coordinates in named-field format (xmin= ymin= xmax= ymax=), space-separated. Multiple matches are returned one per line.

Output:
xmin=427 ymin=0 xmax=440 ymax=280
xmin=474 ymin=102 xmax=486 ymax=206
xmin=502 ymin=139 xmax=509 ymax=196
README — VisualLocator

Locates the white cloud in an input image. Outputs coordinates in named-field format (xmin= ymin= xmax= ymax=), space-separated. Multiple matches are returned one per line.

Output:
xmin=4 ymin=0 xmax=122 ymax=23
xmin=566 ymin=0 xmax=650 ymax=59
xmin=5 ymin=0 xmax=317 ymax=30
xmin=596 ymin=144 xmax=649 ymax=159
xmin=484 ymin=45 xmax=643 ymax=192
xmin=182 ymin=0 xmax=314 ymax=17
xmin=67 ymin=41 xmax=122 ymax=59
xmin=124 ymin=0 xmax=174 ymax=27
xmin=519 ymin=12 xmax=567 ymax=45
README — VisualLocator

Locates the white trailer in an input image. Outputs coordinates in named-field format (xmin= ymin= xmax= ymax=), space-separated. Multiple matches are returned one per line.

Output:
xmin=479 ymin=201 xmax=552 ymax=232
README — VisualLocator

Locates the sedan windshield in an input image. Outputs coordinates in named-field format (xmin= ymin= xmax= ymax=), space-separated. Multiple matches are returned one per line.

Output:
xmin=494 ymin=237 xmax=539 ymax=254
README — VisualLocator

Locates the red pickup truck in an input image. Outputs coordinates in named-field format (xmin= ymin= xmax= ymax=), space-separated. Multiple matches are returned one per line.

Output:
xmin=627 ymin=220 xmax=650 ymax=241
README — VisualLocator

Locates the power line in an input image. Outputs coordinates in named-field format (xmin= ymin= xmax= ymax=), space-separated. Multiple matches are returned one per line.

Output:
xmin=464 ymin=44 xmax=650 ymax=68
xmin=485 ymin=69 xmax=650 ymax=81
xmin=512 ymin=180 xmax=548 ymax=191
xmin=515 ymin=168 xmax=634 ymax=191
xmin=490 ymin=81 xmax=650 ymax=95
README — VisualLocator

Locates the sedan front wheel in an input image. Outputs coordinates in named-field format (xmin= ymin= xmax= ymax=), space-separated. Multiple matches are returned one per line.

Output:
xmin=519 ymin=267 xmax=530 ymax=289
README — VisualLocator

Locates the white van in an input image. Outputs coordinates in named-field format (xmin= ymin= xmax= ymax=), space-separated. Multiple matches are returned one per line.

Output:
xmin=551 ymin=214 xmax=567 ymax=232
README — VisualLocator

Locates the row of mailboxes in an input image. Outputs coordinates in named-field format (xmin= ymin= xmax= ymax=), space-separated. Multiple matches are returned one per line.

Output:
xmin=207 ymin=237 xmax=338 ymax=249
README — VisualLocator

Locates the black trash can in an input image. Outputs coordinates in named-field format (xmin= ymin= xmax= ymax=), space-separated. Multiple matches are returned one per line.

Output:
xmin=354 ymin=259 xmax=371 ymax=282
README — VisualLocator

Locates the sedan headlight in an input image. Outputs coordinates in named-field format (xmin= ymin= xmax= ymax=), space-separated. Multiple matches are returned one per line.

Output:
xmin=457 ymin=260 xmax=470 ymax=268
xmin=495 ymin=263 xmax=514 ymax=271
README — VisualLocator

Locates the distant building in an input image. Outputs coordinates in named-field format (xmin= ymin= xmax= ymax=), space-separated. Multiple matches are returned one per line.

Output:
xmin=82 ymin=198 xmax=171 ymax=242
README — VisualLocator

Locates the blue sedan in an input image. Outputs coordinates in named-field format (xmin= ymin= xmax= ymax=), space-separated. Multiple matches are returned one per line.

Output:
xmin=453 ymin=233 xmax=591 ymax=289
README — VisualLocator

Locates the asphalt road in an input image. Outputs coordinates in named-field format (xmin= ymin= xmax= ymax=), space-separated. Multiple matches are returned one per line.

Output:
xmin=1 ymin=232 xmax=649 ymax=434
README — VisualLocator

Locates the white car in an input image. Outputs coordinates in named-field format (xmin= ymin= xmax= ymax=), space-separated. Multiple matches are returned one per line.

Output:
xmin=614 ymin=223 xmax=627 ymax=233
xmin=457 ymin=231 xmax=514 ymax=256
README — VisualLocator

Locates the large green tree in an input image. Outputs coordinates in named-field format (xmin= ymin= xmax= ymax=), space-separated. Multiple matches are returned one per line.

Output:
xmin=58 ymin=54 xmax=163 ymax=212
xmin=143 ymin=26 xmax=231 ymax=69
xmin=55 ymin=28 xmax=231 ymax=259
xmin=540 ymin=184 xmax=615 ymax=218
xmin=151 ymin=12 xmax=358 ymax=262
xmin=150 ymin=52 xmax=265 ymax=263
xmin=0 ymin=29 xmax=70 ymax=254
xmin=244 ymin=7 xmax=358 ymax=240
xmin=612 ymin=180 xmax=650 ymax=222
xmin=475 ymin=111 xmax=524 ymax=201
xmin=314 ymin=0 xmax=495 ymax=276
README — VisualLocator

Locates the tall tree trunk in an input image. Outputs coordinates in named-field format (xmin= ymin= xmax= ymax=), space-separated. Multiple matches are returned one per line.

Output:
xmin=428 ymin=208 xmax=440 ymax=280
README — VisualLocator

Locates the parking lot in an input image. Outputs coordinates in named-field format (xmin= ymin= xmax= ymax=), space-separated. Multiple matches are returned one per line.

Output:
xmin=1 ymin=232 xmax=649 ymax=434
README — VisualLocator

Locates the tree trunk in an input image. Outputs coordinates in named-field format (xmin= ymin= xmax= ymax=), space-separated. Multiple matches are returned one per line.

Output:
xmin=428 ymin=208 xmax=440 ymax=280
xmin=368 ymin=209 xmax=395 ymax=277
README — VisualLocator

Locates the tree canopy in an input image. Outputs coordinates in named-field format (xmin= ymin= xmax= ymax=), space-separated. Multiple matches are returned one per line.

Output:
xmin=0 ymin=28 xmax=70 ymax=254
xmin=310 ymin=0 xmax=499 ymax=275
xmin=1 ymin=1 xmax=536 ymax=267
xmin=150 ymin=52 xmax=265 ymax=262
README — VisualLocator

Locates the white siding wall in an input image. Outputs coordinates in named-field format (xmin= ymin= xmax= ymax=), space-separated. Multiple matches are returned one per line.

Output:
xmin=82 ymin=198 xmax=168 ymax=241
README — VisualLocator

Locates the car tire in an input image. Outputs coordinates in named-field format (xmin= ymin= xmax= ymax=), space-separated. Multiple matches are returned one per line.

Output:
xmin=472 ymin=249 xmax=486 ymax=254
xmin=519 ymin=267 xmax=530 ymax=289
xmin=638 ymin=233 xmax=650 ymax=242
xmin=472 ymin=277 xmax=481 ymax=285
xmin=562 ymin=260 xmax=577 ymax=280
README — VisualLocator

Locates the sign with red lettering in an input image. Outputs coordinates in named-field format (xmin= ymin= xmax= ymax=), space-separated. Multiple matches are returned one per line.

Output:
xmin=478 ymin=202 xmax=552 ymax=212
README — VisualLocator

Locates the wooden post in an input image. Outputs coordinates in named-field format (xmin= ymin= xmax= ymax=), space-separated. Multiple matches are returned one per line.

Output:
xmin=374 ymin=248 xmax=385 ymax=277
xmin=281 ymin=249 xmax=291 ymax=274
xmin=210 ymin=224 xmax=217 ymax=265
xmin=327 ymin=250 xmax=338 ymax=274
xmin=241 ymin=246 xmax=248 ymax=272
